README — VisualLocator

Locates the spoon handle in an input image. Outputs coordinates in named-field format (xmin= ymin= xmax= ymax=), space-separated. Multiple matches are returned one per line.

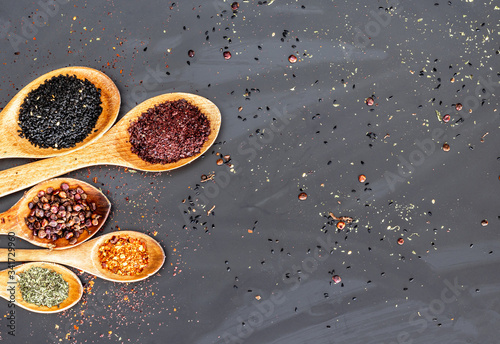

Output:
xmin=0 ymin=248 xmax=70 ymax=265
xmin=0 ymin=269 xmax=10 ymax=301
xmin=0 ymin=143 xmax=117 ymax=198
xmin=0 ymin=208 xmax=19 ymax=235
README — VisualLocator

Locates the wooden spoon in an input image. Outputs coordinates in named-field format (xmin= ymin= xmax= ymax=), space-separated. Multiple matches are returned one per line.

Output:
xmin=0 ymin=262 xmax=83 ymax=314
xmin=0 ymin=178 xmax=111 ymax=249
xmin=0 ymin=231 xmax=165 ymax=283
xmin=0 ymin=92 xmax=221 ymax=198
xmin=0 ymin=66 xmax=120 ymax=159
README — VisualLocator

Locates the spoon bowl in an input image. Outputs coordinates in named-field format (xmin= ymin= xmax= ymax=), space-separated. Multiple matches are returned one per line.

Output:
xmin=107 ymin=92 xmax=222 ymax=172
xmin=0 ymin=66 xmax=120 ymax=159
xmin=0 ymin=231 xmax=165 ymax=283
xmin=0 ymin=262 xmax=83 ymax=314
xmin=0 ymin=178 xmax=111 ymax=249
xmin=0 ymin=92 xmax=221 ymax=197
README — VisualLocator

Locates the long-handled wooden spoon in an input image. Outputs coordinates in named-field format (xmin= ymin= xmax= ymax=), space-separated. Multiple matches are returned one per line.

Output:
xmin=0 ymin=178 xmax=111 ymax=249
xmin=0 ymin=66 xmax=120 ymax=159
xmin=0 ymin=92 xmax=221 ymax=198
xmin=0 ymin=262 xmax=83 ymax=314
xmin=0 ymin=231 xmax=165 ymax=283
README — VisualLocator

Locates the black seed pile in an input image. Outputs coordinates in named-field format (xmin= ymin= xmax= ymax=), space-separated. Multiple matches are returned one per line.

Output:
xmin=18 ymin=74 xmax=103 ymax=149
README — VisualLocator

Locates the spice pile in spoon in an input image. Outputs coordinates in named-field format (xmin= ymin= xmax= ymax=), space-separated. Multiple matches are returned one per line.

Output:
xmin=128 ymin=99 xmax=210 ymax=164
xmin=18 ymin=74 xmax=102 ymax=149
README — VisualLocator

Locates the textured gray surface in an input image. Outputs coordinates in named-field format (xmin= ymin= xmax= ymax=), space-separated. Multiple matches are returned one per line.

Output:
xmin=0 ymin=0 xmax=499 ymax=343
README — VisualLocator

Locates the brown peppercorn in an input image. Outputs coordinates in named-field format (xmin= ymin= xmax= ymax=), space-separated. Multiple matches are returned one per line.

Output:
xmin=24 ymin=182 xmax=100 ymax=245
xmin=455 ymin=103 xmax=463 ymax=111
xmin=332 ymin=275 xmax=341 ymax=284
xmin=288 ymin=55 xmax=297 ymax=63
xmin=442 ymin=143 xmax=450 ymax=152
xmin=298 ymin=192 xmax=307 ymax=201
xmin=336 ymin=221 xmax=345 ymax=230
xmin=188 ymin=50 xmax=195 ymax=58
xmin=397 ymin=238 xmax=404 ymax=245
xmin=216 ymin=158 xmax=224 ymax=166
xmin=231 ymin=2 xmax=239 ymax=10
xmin=366 ymin=97 xmax=374 ymax=106
xmin=481 ymin=220 xmax=488 ymax=226
xmin=358 ymin=174 xmax=366 ymax=183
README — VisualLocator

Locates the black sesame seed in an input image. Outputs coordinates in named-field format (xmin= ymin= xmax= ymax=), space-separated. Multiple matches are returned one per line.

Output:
xmin=18 ymin=74 xmax=103 ymax=149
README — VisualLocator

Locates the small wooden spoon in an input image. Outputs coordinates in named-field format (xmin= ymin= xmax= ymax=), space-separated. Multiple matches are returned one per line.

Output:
xmin=0 ymin=231 xmax=165 ymax=283
xmin=0 ymin=178 xmax=111 ymax=249
xmin=0 ymin=92 xmax=221 ymax=198
xmin=0 ymin=262 xmax=83 ymax=314
xmin=0 ymin=66 xmax=120 ymax=159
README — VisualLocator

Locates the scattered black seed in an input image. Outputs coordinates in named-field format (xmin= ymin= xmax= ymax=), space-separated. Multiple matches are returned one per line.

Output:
xmin=18 ymin=74 xmax=102 ymax=149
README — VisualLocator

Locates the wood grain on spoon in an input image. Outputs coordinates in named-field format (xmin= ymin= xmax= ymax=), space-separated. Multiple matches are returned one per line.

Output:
xmin=0 ymin=66 xmax=120 ymax=159
xmin=0 ymin=178 xmax=111 ymax=249
xmin=0 ymin=262 xmax=82 ymax=314
xmin=0 ymin=92 xmax=221 ymax=198
xmin=0 ymin=231 xmax=166 ymax=283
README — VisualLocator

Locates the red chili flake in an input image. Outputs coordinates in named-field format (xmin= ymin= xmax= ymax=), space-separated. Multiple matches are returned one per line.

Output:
xmin=481 ymin=220 xmax=488 ymax=226
xmin=366 ymin=97 xmax=374 ymax=106
xmin=231 ymin=2 xmax=239 ymax=10
xmin=397 ymin=238 xmax=404 ymax=245
xmin=298 ymin=192 xmax=307 ymax=201
xmin=128 ymin=99 xmax=211 ymax=164
xmin=358 ymin=174 xmax=366 ymax=183
xmin=98 ymin=235 xmax=149 ymax=276
xmin=455 ymin=103 xmax=463 ymax=111
xmin=332 ymin=275 xmax=341 ymax=284
xmin=336 ymin=221 xmax=345 ymax=230
xmin=223 ymin=51 xmax=232 ymax=60
xmin=188 ymin=50 xmax=195 ymax=58
xmin=288 ymin=55 xmax=297 ymax=63
xmin=442 ymin=114 xmax=450 ymax=123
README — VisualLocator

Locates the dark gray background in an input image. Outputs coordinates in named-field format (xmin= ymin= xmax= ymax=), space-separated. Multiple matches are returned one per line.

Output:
xmin=0 ymin=0 xmax=499 ymax=343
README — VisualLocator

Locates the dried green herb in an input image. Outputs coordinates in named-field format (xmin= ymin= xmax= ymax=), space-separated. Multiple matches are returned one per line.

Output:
xmin=18 ymin=267 xmax=69 ymax=308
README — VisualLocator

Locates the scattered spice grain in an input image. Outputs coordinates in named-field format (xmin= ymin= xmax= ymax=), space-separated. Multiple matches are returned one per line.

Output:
xmin=128 ymin=99 xmax=211 ymax=164
xmin=298 ymin=192 xmax=307 ymax=201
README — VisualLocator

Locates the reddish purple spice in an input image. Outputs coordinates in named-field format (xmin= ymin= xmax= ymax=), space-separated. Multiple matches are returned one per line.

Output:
xmin=128 ymin=99 xmax=211 ymax=164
